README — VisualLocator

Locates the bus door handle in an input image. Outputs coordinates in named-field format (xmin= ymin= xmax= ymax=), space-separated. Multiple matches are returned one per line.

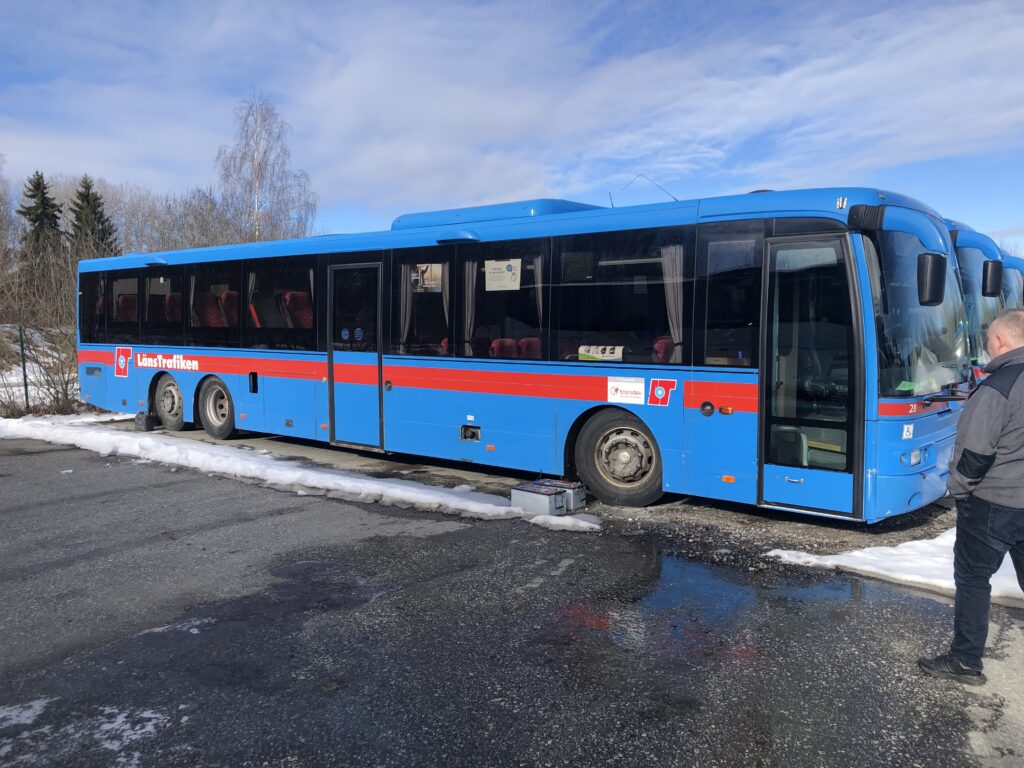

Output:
xmin=784 ymin=476 xmax=805 ymax=484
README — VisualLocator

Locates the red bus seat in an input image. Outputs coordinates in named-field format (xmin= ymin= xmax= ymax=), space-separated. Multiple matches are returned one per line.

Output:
xmin=283 ymin=291 xmax=314 ymax=329
xmin=490 ymin=338 xmax=518 ymax=359
xmin=115 ymin=294 xmax=137 ymax=322
xmin=193 ymin=291 xmax=225 ymax=328
xmin=219 ymin=290 xmax=239 ymax=327
xmin=653 ymin=336 xmax=674 ymax=363
xmin=470 ymin=337 xmax=492 ymax=357
xmin=518 ymin=337 xmax=541 ymax=359
xmin=164 ymin=293 xmax=182 ymax=322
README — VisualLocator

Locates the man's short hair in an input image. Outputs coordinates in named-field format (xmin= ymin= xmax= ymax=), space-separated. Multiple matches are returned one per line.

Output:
xmin=992 ymin=309 xmax=1024 ymax=344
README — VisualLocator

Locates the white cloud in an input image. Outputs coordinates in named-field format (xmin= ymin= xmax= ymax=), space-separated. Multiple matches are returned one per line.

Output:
xmin=2 ymin=0 xmax=1023 ymax=223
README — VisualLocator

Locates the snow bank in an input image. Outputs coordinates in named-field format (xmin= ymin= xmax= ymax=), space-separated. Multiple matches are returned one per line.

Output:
xmin=0 ymin=416 xmax=601 ymax=533
xmin=769 ymin=529 xmax=1024 ymax=607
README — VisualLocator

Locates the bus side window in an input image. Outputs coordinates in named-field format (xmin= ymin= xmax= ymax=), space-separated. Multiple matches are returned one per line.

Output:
xmin=553 ymin=227 xmax=693 ymax=364
xmin=79 ymin=272 xmax=106 ymax=344
xmin=695 ymin=220 xmax=765 ymax=367
xmin=456 ymin=238 xmax=549 ymax=359
xmin=185 ymin=262 xmax=242 ymax=348
xmin=391 ymin=247 xmax=454 ymax=357
xmin=107 ymin=270 xmax=141 ymax=344
xmin=141 ymin=267 xmax=185 ymax=346
xmin=243 ymin=256 xmax=317 ymax=351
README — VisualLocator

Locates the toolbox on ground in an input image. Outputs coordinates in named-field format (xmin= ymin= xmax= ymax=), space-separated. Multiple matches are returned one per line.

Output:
xmin=533 ymin=479 xmax=587 ymax=510
xmin=511 ymin=482 xmax=568 ymax=516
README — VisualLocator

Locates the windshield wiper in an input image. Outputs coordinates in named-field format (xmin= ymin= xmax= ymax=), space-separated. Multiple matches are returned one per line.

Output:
xmin=922 ymin=383 xmax=967 ymax=406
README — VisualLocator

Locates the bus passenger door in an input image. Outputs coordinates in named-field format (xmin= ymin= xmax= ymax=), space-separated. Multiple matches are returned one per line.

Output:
xmin=328 ymin=264 xmax=383 ymax=448
xmin=682 ymin=220 xmax=765 ymax=504
xmin=760 ymin=236 xmax=858 ymax=517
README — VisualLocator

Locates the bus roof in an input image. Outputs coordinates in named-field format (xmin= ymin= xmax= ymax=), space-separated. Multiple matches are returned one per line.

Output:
xmin=81 ymin=186 xmax=941 ymax=272
xmin=945 ymin=219 xmax=1003 ymax=260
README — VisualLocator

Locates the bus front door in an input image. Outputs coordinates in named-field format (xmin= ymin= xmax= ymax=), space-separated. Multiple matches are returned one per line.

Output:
xmin=759 ymin=237 xmax=857 ymax=517
xmin=328 ymin=264 xmax=383 ymax=448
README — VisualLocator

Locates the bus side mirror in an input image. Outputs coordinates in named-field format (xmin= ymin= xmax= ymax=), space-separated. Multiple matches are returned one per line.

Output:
xmin=917 ymin=252 xmax=947 ymax=306
xmin=982 ymin=259 xmax=1003 ymax=298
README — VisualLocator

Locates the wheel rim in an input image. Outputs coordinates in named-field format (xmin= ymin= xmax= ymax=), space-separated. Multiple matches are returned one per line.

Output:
xmin=160 ymin=381 xmax=182 ymax=419
xmin=594 ymin=426 xmax=656 ymax=487
xmin=204 ymin=384 xmax=229 ymax=427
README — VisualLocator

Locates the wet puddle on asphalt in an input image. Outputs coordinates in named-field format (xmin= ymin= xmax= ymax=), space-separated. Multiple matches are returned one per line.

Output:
xmin=547 ymin=552 xmax=911 ymax=662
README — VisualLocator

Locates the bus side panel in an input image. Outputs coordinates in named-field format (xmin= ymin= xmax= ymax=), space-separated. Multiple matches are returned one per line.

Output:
xmin=378 ymin=359 xmax=686 ymax=490
xmin=263 ymin=375 xmax=326 ymax=441
xmin=681 ymin=370 xmax=758 ymax=504
xmin=77 ymin=348 xmax=111 ymax=410
xmin=869 ymin=406 xmax=958 ymax=521
xmin=381 ymin=358 xmax=558 ymax=473
xmin=551 ymin=367 xmax=685 ymax=493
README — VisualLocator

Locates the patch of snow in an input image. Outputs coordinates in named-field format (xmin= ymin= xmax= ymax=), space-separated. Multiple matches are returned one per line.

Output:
xmin=528 ymin=513 xmax=602 ymax=532
xmin=769 ymin=528 xmax=1024 ymax=607
xmin=0 ymin=416 xmax=601 ymax=533
xmin=0 ymin=698 xmax=55 ymax=728
xmin=59 ymin=469 xmax=73 ymax=474
xmin=95 ymin=707 xmax=168 ymax=754
xmin=137 ymin=618 xmax=216 ymax=636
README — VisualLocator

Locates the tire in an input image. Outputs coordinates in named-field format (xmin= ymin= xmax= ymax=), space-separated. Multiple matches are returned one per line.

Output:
xmin=153 ymin=374 xmax=185 ymax=432
xmin=198 ymin=377 xmax=236 ymax=440
xmin=574 ymin=409 xmax=663 ymax=507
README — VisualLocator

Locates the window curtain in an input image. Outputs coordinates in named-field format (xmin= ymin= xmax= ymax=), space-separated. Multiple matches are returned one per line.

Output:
xmin=660 ymin=245 xmax=684 ymax=363
xmin=441 ymin=262 xmax=451 ymax=345
xmin=533 ymin=254 xmax=544 ymax=331
xmin=399 ymin=262 xmax=413 ymax=353
xmin=188 ymin=271 xmax=198 ymax=328
xmin=463 ymin=259 xmax=478 ymax=355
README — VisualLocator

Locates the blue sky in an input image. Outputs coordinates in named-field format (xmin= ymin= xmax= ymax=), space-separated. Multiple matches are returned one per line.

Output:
xmin=2 ymin=0 xmax=1023 ymax=248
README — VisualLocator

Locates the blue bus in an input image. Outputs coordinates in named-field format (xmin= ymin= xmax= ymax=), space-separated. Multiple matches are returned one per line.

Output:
xmin=77 ymin=188 xmax=970 ymax=522
xmin=999 ymin=247 xmax=1024 ymax=309
xmin=945 ymin=220 xmax=1006 ymax=377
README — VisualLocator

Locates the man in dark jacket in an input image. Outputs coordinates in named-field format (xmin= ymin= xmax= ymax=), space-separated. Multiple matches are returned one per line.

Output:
xmin=919 ymin=309 xmax=1024 ymax=685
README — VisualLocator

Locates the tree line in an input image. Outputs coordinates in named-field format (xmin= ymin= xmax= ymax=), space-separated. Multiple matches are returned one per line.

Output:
xmin=0 ymin=93 xmax=318 ymax=415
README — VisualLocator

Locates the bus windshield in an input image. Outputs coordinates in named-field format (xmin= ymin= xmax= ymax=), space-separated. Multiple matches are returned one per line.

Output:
xmin=956 ymin=246 xmax=1003 ymax=365
xmin=864 ymin=232 xmax=970 ymax=397
xmin=1002 ymin=266 xmax=1023 ymax=309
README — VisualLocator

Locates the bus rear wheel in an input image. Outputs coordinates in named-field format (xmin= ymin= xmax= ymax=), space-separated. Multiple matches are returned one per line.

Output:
xmin=154 ymin=374 xmax=185 ymax=431
xmin=199 ymin=377 xmax=236 ymax=440
xmin=575 ymin=409 xmax=663 ymax=507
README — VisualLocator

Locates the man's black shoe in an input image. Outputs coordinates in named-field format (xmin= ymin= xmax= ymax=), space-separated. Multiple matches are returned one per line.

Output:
xmin=918 ymin=654 xmax=986 ymax=686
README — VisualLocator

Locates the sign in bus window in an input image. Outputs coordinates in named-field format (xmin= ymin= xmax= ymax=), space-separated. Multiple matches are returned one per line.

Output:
xmin=484 ymin=259 xmax=521 ymax=291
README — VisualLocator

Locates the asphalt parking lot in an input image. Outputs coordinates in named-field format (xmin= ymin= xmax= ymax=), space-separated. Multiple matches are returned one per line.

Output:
xmin=1 ymin=433 xmax=1023 ymax=767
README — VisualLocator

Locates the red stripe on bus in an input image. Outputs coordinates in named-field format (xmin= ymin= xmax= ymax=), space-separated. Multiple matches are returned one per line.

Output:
xmin=78 ymin=350 xmax=114 ymax=365
xmin=333 ymin=363 xmax=381 ymax=386
xmin=878 ymin=400 xmax=947 ymax=417
xmin=77 ymin=350 xmax=610 ymax=400
xmin=683 ymin=381 xmax=758 ymax=412
xmin=382 ymin=366 xmax=608 ymax=401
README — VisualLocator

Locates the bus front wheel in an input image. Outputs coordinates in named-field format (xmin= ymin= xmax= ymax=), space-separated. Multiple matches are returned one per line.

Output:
xmin=198 ymin=377 xmax=236 ymax=440
xmin=154 ymin=374 xmax=185 ymax=431
xmin=575 ymin=409 xmax=663 ymax=507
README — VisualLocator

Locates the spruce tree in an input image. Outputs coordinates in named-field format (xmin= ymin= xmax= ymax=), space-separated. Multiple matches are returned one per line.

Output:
xmin=16 ymin=171 xmax=62 ymax=251
xmin=68 ymin=175 xmax=120 ymax=257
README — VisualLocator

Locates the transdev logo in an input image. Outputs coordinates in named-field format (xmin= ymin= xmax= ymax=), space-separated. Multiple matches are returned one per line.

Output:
xmin=648 ymin=379 xmax=677 ymax=406
xmin=114 ymin=347 xmax=132 ymax=378
xmin=135 ymin=353 xmax=201 ymax=372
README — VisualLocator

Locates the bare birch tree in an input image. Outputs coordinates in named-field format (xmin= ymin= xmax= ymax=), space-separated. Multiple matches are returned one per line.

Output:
xmin=216 ymin=92 xmax=317 ymax=242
